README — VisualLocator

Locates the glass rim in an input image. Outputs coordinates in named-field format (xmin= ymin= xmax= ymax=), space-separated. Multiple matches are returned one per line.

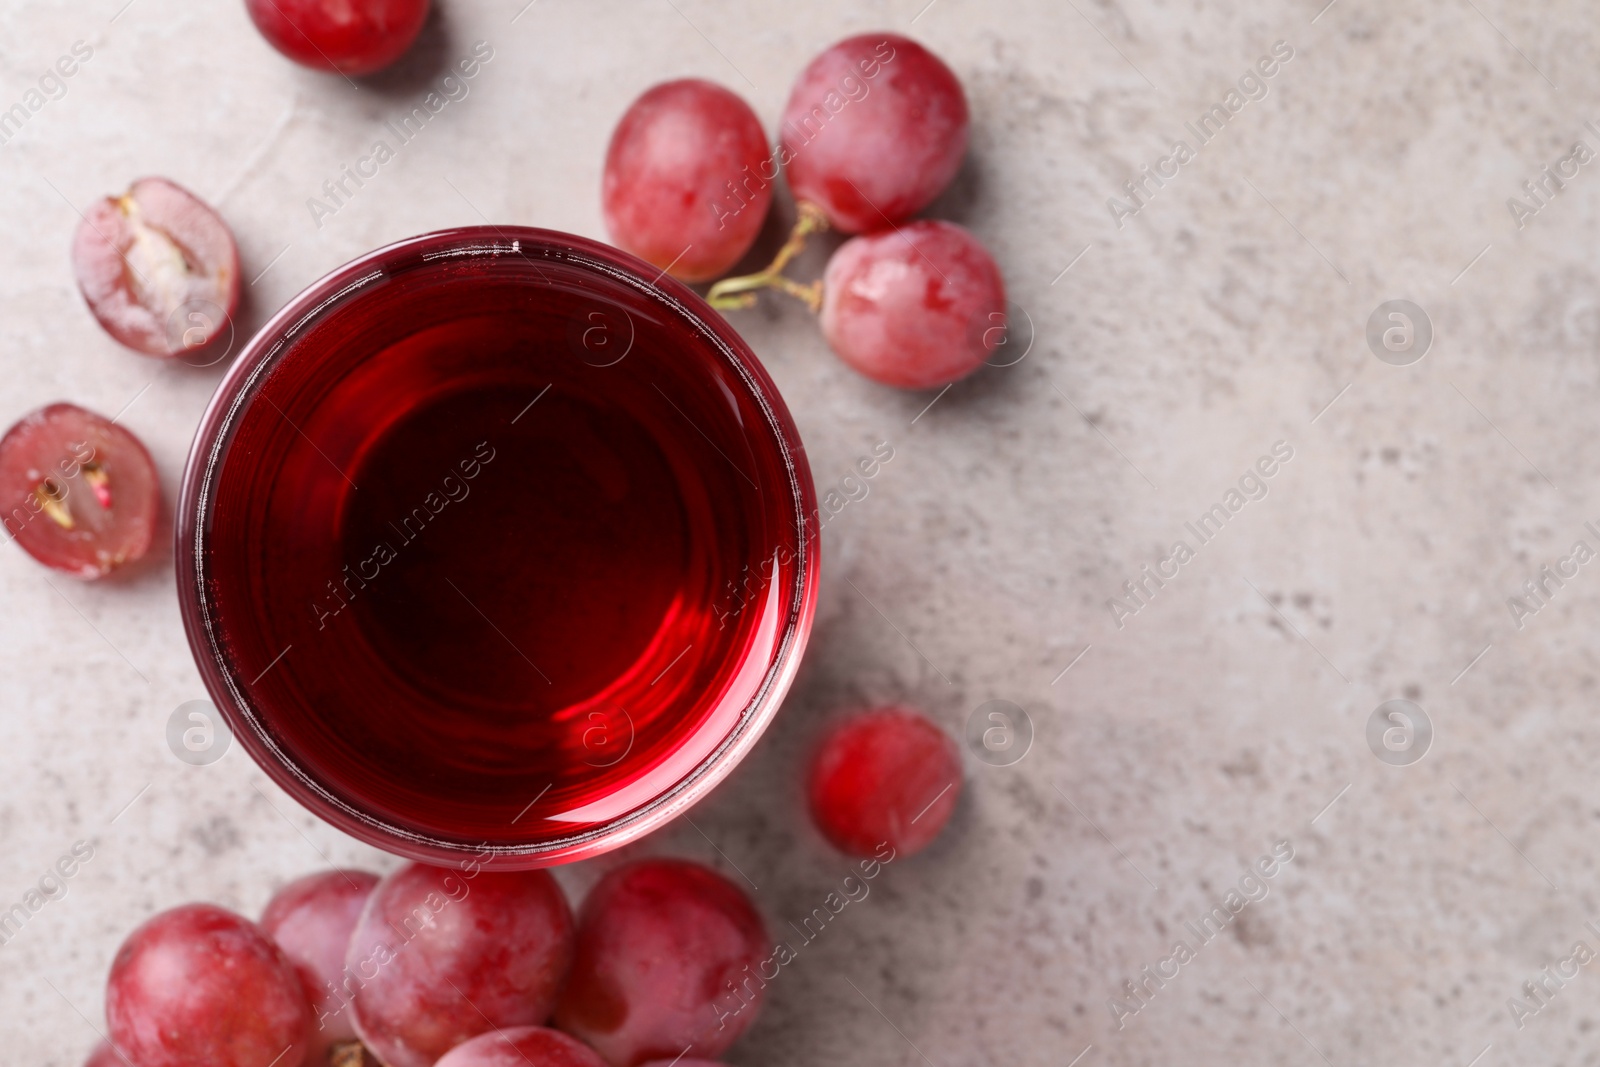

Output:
xmin=175 ymin=225 xmax=819 ymax=868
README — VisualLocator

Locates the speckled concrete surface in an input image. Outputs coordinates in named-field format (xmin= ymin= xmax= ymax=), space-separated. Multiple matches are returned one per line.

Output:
xmin=5 ymin=0 xmax=1600 ymax=1064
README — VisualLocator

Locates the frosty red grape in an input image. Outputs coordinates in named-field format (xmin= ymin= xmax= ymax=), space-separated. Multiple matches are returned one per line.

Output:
xmin=260 ymin=869 xmax=380 ymax=1063
xmin=555 ymin=859 xmax=768 ymax=1065
xmin=245 ymin=0 xmax=430 ymax=76
xmin=809 ymin=706 xmax=962 ymax=857
xmin=105 ymin=903 xmax=309 ymax=1067
xmin=820 ymin=219 xmax=1005 ymax=389
xmin=71 ymin=177 xmax=238 ymax=359
xmin=435 ymin=1027 xmax=609 ymax=1067
xmin=347 ymin=863 xmax=574 ymax=1067
xmin=603 ymin=79 xmax=773 ymax=282
xmin=0 ymin=403 xmax=159 ymax=578
xmin=780 ymin=34 xmax=968 ymax=233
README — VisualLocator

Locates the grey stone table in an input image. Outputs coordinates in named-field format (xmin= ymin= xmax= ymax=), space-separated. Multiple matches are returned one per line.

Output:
xmin=4 ymin=0 xmax=1599 ymax=1064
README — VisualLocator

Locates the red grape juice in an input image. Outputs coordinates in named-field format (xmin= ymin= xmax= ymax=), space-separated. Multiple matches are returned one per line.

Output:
xmin=185 ymin=231 xmax=815 ymax=861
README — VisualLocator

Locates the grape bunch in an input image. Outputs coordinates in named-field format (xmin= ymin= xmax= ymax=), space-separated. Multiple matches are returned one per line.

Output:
xmin=601 ymin=33 xmax=1009 ymax=391
xmin=87 ymin=857 xmax=766 ymax=1067
xmin=78 ymin=716 xmax=961 ymax=1067
xmin=79 ymin=699 xmax=961 ymax=1067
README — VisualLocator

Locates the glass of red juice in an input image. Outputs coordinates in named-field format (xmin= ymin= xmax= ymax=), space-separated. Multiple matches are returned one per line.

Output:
xmin=177 ymin=227 xmax=819 ymax=868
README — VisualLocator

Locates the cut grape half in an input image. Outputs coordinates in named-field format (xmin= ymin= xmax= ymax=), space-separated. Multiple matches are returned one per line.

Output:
xmin=0 ymin=403 xmax=159 ymax=578
xmin=71 ymin=177 xmax=239 ymax=359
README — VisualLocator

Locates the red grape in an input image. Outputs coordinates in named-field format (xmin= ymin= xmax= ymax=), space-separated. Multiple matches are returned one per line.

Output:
xmin=555 ymin=859 xmax=768 ymax=1066
xmin=821 ymin=220 xmax=1005 ymax=389
xmin=72 ymin=177 xmax=239 ymax=359
xmin=260 ymin=869 xmax=380 ymax=1064
xmin=603 ymin=79 xmax=773 ymax=283
xmin=82 ymin=1042 xmax=124 ymax=1067
xmin=347 ymin=863 xmax=574 ymax=1067
xmin=106 ymin=903 xmax=310 ymax=1067
xmin=435 ymin=1027 xmax=608 ymax=1067
xmin=780 ymin=34 xmax=968 ymax=233
xmin=0 ymin=403 xmax=159 ymax=578
xmin=244 ymin=0 xmax=431 ymax=76
xmin=808 ymin=706 xmax=962 ymax=858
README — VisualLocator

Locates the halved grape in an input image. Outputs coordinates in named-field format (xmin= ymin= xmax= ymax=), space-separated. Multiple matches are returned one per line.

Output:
xmin=0 ymin=403 xmax=159 ymax=578
xmin=245 ymin=0 xmax=431 ymax=76
xmin=260 ymin=869 xmax=380 ymax=1064
xmin=555 ymin=859 xmax=768 ymax=1066
xmin=780 ymin=34 xmax=968 ymax=233
xmin=106 ymin=903 xmax=310 ymax=1067
xmin=820 ymin=220 xmax=1005 ymax=389
xmin=71 ymin=177 xmax=239 ymax=358
xmin=347 ymin=863 xmax=574 ymax=1067
xmin=435 ymin=1026 xmax=609 ymax=1067
xmin=603 ymin=79 xmax=773 ymax=283
xmin=808 ymin=706 xmax=962 ymax=857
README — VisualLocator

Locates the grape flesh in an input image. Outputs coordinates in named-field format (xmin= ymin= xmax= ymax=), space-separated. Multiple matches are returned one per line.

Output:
xmin=0 ymin=403 xmax=160 ymax=578
xmin=105 ymin=903 xmax=310 ymax=1067
xmin=434 ymin=1026 xmax=609 ymax=1067
xmin=244 ymin=0 xmax=431 ymax=76
xmin=555 ymin=859 xmax=768 ymax=1066
xmin=603 ymin=79 xmax=773 ymax=283
xmin=820 ymin=220 xmax=1006 ymax=389
xmin=779 ymin=34 xmax=968 ymax=233
xmin=260 ymin=869 xmax=380 ymax=1063
xmin=347 ymin=863 xmax=574 ymax=1067
xmin=72 ymin=177 xmax=239 ymax=358
xmin=808 ymin=706 xmax=963 ymax=857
